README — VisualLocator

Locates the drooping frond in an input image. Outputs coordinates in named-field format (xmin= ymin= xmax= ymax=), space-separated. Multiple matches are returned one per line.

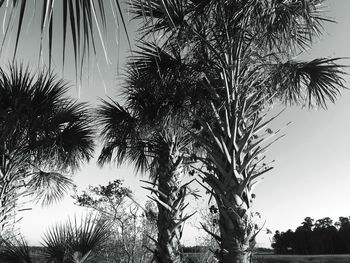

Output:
xmin=269 ymin=58 xmax=346 ymax=108
xmin=27 ymin=170 xmax=74 ymax=206
xmin=0 ymin=63 xmax=95 ymax=171
xmin=97 ymin=99 xmax=149 ymax=173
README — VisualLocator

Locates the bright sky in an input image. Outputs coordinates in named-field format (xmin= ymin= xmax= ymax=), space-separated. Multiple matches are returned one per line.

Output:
xmin=1 ymin=0 xmax=350 ymax=248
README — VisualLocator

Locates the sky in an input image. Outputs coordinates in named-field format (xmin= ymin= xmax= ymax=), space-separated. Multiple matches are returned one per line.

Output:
xmin=1 ymin=0 xmax=350 ymax=248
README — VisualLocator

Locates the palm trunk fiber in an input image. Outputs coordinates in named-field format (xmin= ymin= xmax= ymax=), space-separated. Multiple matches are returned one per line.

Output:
xmin=154 ymin=155 xmax=184 ymax=263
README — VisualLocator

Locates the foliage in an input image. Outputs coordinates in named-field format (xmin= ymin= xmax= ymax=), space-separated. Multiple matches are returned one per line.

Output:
xmin=0 ymin=237 xmax=33 ymax=263
xmin=73 ymin=180 xmax=157 ymax=263
xmin=41 ymin=215 xmax=110 ymax=263
xmin=272 ymin=216 xmax=350 ymax=255
xmin=0 ymin=63 xmax=95 ymax=239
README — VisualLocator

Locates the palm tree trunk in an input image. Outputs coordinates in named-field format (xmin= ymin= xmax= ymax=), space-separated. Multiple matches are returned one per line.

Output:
xmin=197 ymin=94 xmax=273 ymax=263
xmin=217 ymin=209 xmax=253 ymax=263
xmin=146 ymin=138 xmax=189 ymax=263
xmin=155 ymin=156 xmax=184 ymax=263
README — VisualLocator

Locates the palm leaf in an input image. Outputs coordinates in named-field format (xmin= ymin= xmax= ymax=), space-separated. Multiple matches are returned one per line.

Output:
xmin=270 ymin=58 xmax=346 ymax=108
xmin=68 ymin=215 xmax=110 ymax=262
xmin=27 ymin=170 xmax=74 ymax=206
xmin=1 ymin=237 xmax=33 ymax=263
xmin=0 ymin=0 xmax=129 ymax=77
xmin=97 ymin=99 xmax=150 ymax=172
xmin=41 ymin=222 xmax=69 ymax=262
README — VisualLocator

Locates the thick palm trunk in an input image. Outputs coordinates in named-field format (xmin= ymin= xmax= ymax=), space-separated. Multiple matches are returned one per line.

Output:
xmin=216 ymin=206 xmax=253 ymax=263
xmin=156 ymin=176 xmax=181 ymax=263
xmin=154 ymin=155 xmax=184 ymax=263
xmin=146 ymin=136 xmax=191 ymax=263
xmin=197 ymin=91 xmax=276 ymax=263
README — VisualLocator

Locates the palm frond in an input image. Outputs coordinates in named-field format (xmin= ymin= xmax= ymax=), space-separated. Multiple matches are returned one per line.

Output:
xmin=124 ymin=42 xmax=202 ymax=125
xmin=0 ymin=0 xmax=129 ymax=74
xmin=41 ymin=222 xmax=69 ymax=263
xmin=0 ymin=64 xmax=95 ymax=171
xmin=68 ymin=215 xmax=110 ymax=262
xmin=42 ymin=215 xmax=110 ymax=262
xmin=97 ymin=99 xmax=151 ymax=174
xmin=130 ymin=0 xmax=188 ymax=36
xmin=270 ymin=58 xmax=346 ymax=108
xmin=254 ymin=0 xmax=331 ymax=52
xmin=1 ymin=237 xmax=33 ymax=263
xmin=27 ymin=170 xmax=74 ymax=206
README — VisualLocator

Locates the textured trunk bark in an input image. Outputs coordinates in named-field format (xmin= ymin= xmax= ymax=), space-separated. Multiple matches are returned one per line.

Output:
xmin=216 ymin=209 xmax=253 ymax=263
xmin=155 ymin=159 xmax=183 ymax=263
xmin=221 ymin=237 xmax=251 ymax=263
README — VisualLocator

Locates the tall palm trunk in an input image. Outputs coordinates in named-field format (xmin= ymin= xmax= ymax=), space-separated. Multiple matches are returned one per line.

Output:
xmin=216 ymin=199 xmax=254 ymax=263
xmin=197 ymin=89 xmax=276 ymax=263
xmin=156 ymin=162 xmax=183 ymax=263
xmin=147 ymin=136 xmax=191 ymax=263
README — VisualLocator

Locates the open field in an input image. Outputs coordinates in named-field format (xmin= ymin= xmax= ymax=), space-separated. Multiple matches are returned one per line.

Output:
xmin=255 ymin=254 xmax=350 ymax=263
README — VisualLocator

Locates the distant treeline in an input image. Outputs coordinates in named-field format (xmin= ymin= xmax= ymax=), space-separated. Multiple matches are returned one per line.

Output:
xmin=272 ymin=216 xmax=350 ymax=254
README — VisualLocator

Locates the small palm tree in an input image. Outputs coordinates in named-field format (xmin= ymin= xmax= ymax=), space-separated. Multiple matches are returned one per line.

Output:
xmin=0 ymin=64 xmax=95 ymax=239
xmin=42 ymin=215 xmax=110 ymax=263
xmin=0 ymin=215 xmax=109 ymax=263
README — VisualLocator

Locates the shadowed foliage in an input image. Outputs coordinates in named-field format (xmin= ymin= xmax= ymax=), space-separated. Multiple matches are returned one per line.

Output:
xmin=41 ymin=215 xmax=110 ymax=263
xmin=0 ymin=63 xmax=95 ymax=239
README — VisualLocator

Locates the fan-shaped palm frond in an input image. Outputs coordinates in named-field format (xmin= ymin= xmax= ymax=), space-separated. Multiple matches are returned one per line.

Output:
xmin=27 ymin=170 xmax=74 ymax=206
xmin=69 ymin=216 xmax=110 ymax=260
xmin=124 ymin=42 xmax=206 ymax=125
xmin=41 ymin=223 xmax=69 ymax=263
xmin=270 ymin=58 xmax=346 ymax=108
xmin=1 ymin=237 xmax=32 ymax=263
xmin=0 ymin=64 xmax=95 ymax=176
xmin=0 ymin=63 xmax=95 ymax=237
xmin=42 ymin=215 xmax=110 ymax=263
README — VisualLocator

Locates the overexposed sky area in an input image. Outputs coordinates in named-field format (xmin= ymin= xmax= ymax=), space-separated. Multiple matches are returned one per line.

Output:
xmin=1 ymin=0 xmax=350 ymax=248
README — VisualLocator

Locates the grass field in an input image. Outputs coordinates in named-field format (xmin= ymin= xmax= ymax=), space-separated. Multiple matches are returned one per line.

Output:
xmin=255 ymin=254 xmax=350 ymax=263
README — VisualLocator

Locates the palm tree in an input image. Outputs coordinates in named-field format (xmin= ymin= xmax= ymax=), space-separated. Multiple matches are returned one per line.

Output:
xmin=0 ymin=215 xmax=109 ymax=263
xmin=127 ymin=1 xmax=346 ymax=262
xmin=42 ymin=215 xmax=110 ymax=263
xmin=0 ymin=63 xmax=95 ymax=240
xmin=97 ymin=42 xmax=201 ymax=263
